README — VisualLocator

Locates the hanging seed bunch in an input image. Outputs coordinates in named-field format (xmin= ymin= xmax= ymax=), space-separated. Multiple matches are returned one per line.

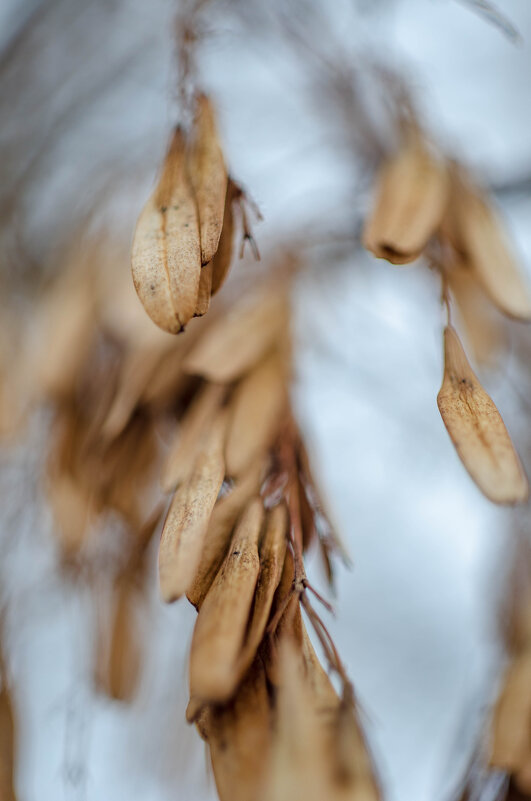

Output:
xmin=363 ymin=126 xmax=530 ymax=506
xmin=132 ymin=93 xmax=258 ymax=334
xmin=22 ymin=214 xmax=378 ymax=801
xmin=153 ymin=280 xmax=380 ymax=801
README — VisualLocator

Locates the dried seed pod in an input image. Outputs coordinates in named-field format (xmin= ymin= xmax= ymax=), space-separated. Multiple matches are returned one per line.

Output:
xmin=451 ymin=176 xmax=531 ymax=321
xmin=188 ymin=498 xmax=263 ymax=706
xmin=301 ymin=630 xmax=380 ymax=797
xmin=131 ymin=128 xmax=201 ymax=334
xmin=261 ymin=550 xmax=303 ymax=689
xmin=101 ymin=339 xmax=177 ymax=441
xmin=162 ymin=383 xmax=226 ymax=493
xmin=363 ymin=137 xmax=449 ymax=265
xmin=202 ymin=657 xmax=272 ymax=801
xmin=188 ymin=94 xmax=228 ymax=265
xmin=225 ymin=352 xmax=287 ymax=477
xmin=437 ymin=326 xmax=528 ymax=505
xmin=235 ymin=503 xmax=288 ymax=677
xmin=264 ymin=631 xmax=380 ymax=801
xmin=183 ymin=290 xmax=289 ymax=383
xmin=158 ymin=410 xmax=228 ymax=603
xmin=194 ymin=262 xmax=213 ymax=317
xmin=139 ymin=347 xmax=193 ymax=409
xmin=263 ymin=638 xmax=328 ymax=801
xmin=186 ymin=463 xmax=264 ymax=610
xmin=95 ymin=575 xmax=143 ymax=702
xmin=490 ymin=651 xmax=531 ymax=771
xmin=211 ymin=180 xmax=237 ymax=296
xmin=446 ymin=259 xmax=506 ymax=369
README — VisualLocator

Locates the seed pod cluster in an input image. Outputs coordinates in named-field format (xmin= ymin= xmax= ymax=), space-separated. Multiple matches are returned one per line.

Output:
xmin=363 ymin=131 xmax=530 ymax=505
xmin=131 ymin=95 xmax=244 ymax=334
xmin=18 ymin=227 xmax=372 ymax=801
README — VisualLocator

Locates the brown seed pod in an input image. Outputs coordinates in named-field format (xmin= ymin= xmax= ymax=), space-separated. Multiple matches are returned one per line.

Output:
xmin=186 ymin=463 xmax=264 ymax=610
xmin=131 ymin=128 xmax=201 ymax=334
xmin=363 ymin=137 xmax=449 ymax=265
xmin=264 ymin=631 xmax=380 ymax=801
xmin=262 ymin=637 xmax=328 ymax=801
xmin=161 ymin=382 xmax=226 ymax=493
xmin=234 ymin=503 xmax=288 ymax=678
xmin=188 ymin=94 xmax=228 ymax=266
xmin=446 ymin=258 xmax=506 ymax=369
xmin=225 ymin=352 xmax=287 ymax=478
xmin=158 ymin=410 xmax=228 ymax=603
xmin=188 ymin=498 xmax=263 ymax=706
xmin=301 ymin=630 xmax=380 ymax=798
xmin=450 ymin=175 xmax=531 ymax=321
xmin=101 ymin=338 xmax=179 ymax=441
xmin=211 ymin=180 xmax=238 ymax=296
xmin=201 ymin=657 xmax=272 ymax=801
xmin=183 ymin=289 xmax=289 ymax=383
xmin=437 ymin=326 xmax=529 ymax=505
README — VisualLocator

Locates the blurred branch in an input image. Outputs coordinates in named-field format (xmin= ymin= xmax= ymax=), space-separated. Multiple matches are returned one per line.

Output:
xmin=453 ymin=0 xmax=521 ymax=43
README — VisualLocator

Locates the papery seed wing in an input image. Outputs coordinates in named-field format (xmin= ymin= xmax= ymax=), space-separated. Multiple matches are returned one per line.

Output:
xmin=437 ymin=326 xmax=528 ymax=504
xmin=363 ymin=139 xmax=448 ymax=265
xmin=131 ymin=128 xmax=201 ymax=334
xmin=158 ymin=410 xmax=228 ymax=603
xmin=183 ymin=289 xmax=288 ymax=382
xmin=188 ymin=95 xmax=228 ymax=265
xmin=188 ymin=498 xmax=263 ymax=705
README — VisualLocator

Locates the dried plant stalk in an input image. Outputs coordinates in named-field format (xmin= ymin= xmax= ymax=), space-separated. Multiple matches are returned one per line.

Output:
xmin=188 ymin=94 xmax=228 ymax=265
xmin=158 ymin=410 xmax=228 ymax=602
xmin=131 ymin=128 xmax=201 ymax=334
xmin=188 ymin=498 xmax=263 ymax=706
xmin=437 ymin=326 xmax=528 ymax=504
xmin=363 ymin=137 xmax=448 ymax=265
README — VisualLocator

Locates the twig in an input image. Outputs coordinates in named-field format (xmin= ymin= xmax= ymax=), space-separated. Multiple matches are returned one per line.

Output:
xmin=453 ymin=0 xmax=521 ymax=43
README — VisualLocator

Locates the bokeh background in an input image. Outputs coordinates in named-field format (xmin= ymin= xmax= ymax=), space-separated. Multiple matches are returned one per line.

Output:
xmin=1 ymin=1 xmax=531 ymax=800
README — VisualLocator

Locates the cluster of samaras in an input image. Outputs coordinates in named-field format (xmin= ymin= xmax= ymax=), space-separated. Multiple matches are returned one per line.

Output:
xmin=364 ymin=129 xmax=530 ymax=506
xmin=24 ymin=228 xmax=378 ymax=800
